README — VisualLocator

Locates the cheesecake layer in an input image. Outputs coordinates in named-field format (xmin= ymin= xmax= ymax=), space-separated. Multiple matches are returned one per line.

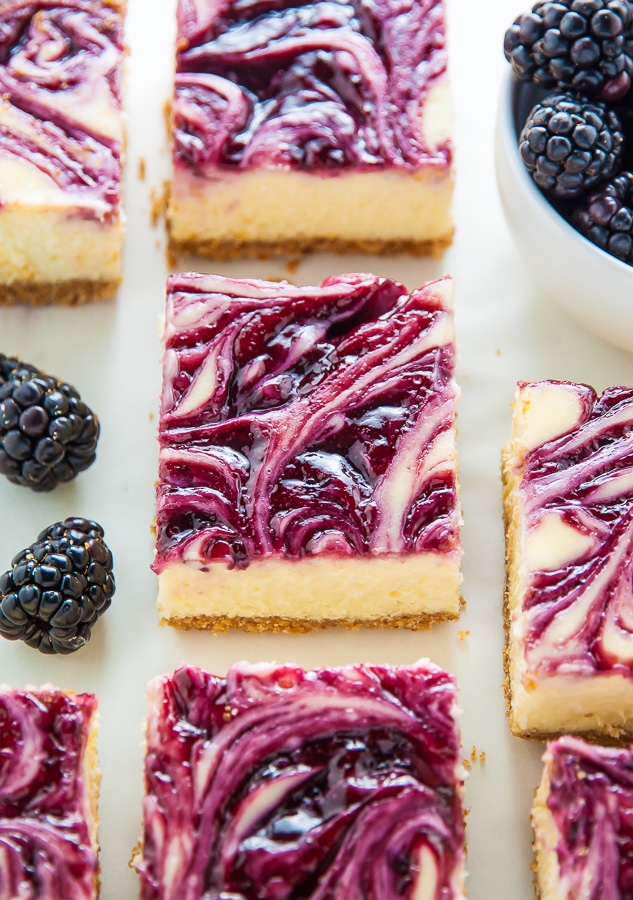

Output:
xmin=154 ymin=273 xmax=462 ymax=630
xmin=511 ymin=673 xmax=633 ymax=739
xmin=0 ymin=1 xmax=125 ymax=302
xmin=533 ymin=737 xmax=633 ymax=900
xmin=0 ymin=686 xmax=100 ymax=900
xmin=169 ymin=0 xmax=453 ymax=257
xmin=0 ymin=207 xmax=122 ymax=294
xmin=135 ymin=662 xmax=467 ymax=900
xmin=503 ymin=381 xmax=633 ymax=740
xmin=158 ymin=554 xmax=461 ymax=630
xmin=169 ymin=168 xmax=454 ymax=256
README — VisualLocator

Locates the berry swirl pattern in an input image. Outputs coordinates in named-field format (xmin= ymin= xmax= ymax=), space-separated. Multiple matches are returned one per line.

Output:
xmin=154 ymin=273 xmax=460 ymax=570
xmin=173 ymin=0 xmax=450 ymax=171
xmin=541 ymin=737 xmax=633 ymax=900
xmin=518 ymin=383 xmax=633 ymax=677
xmin=0 ymin=688 xmax=98 ymax=900
xmin=137 ymin=662 xmax=465 ymax=900
xmin=0 ymin=1 xmax=124 ymax=216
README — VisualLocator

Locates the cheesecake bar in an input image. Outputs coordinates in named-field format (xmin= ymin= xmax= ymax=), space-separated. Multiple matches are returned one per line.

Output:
xmin=0 ymin=686 xmax=100 ymax=899
xmin=503 ymin=380 xmax=633 ymax=739
xmin=533 ymin=736 xmax=633 ymax=900
xmin=154 ymin=272 xmax=462 ymax=631
xmin=168 ymin=0 xmax=453 ymax=259
xmin=134 ymin=661 xmax=467 ymax=900
xmin=0 ymin=1 xmax=125 ymax=306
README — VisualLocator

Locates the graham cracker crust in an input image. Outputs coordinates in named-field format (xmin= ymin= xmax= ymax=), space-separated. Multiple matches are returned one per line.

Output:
xmin=0 ymin=278 xmax=120 ymax=307
xmin=161 ymin=608 xmax=460 ymax=634
xmin=168 ymin=233 xmax=454 ymax=263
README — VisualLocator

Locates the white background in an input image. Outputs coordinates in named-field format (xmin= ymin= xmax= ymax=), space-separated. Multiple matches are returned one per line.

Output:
xmin=1 ymin=0 xmax=633 ymax=897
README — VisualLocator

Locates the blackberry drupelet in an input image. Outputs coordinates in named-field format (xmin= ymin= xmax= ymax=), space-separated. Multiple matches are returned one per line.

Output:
xmin=504 ymin=0 xmax=633 ymax=101
xmin=0 ymin=518 xmax=115 ymax=654
xmin=519 ymin=92 xmax=624 ymax=197
xmin=0 ymin=355 xmax=99 ymax=491
xmin=0 ymin=355 xmax=36 ymax=385
xmin=573 ymin=170 xmax=633 ymax=260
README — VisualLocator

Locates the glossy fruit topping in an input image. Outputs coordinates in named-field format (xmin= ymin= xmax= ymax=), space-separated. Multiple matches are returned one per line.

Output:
xmin=0 ymin=687 xmax=98 ymax=900
xmin=515 ymin=381 xmax=633 ymax=677
xmin=0 ymin=1 xmax=124 ymax=216
xmin=173 ymin=0 xmax=450 ymax=172
xmin=541 ymin=737 xmax=633 ymax=900
xmin=154 ymin=273 xmax=460 ymax=571
xmin=136 ymin=661 xmax=465 ymax=900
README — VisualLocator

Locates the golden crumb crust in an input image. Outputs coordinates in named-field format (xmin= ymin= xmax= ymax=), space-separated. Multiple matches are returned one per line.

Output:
xmin=161 ymin=608 xmax=461 ymax=634
xmin=168 ymin=233 xmax=454 ymax=263
xmin=0 ymin=279 xmax=120 ymax=307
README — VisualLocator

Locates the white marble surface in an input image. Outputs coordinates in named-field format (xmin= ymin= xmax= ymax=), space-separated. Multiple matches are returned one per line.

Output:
xmin=1 ymin=0 xmax=633 ymax=898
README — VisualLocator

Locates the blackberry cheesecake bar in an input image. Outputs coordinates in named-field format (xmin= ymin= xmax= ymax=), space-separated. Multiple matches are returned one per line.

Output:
xmin=134 ymin=661 xmax=467 ymax=900
xmin=154 ymin=272 xmax=462 ymax=631
xmin=503 ymin=381 xmax=633 ymax=739
xmin=168 ymin=0 xmax=453 ymax=259
xmin=533 ymin=737 xmax=633 ymax=900
xmin=0 ymin=1 xmax=125 ymax=305
xmin=0 ymin=686 xmax=100 ymax=898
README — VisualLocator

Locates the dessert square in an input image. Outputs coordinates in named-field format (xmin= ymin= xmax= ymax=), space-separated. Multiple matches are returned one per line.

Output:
xmin=533 ymin=736 xmax=633 ymax=900
xmin=154 ymin=272 xmax=462 ymax=631
xmin=135 ymin=661 xmax=467 ymax=900
xmin=0 ymin=1 xmax=125 ymax=306
xmin=0 ymin=686 xmax=100 ymax=898
xmin=168 ymin=0 xmax=453 ymax=259
xmin=503 ymin=380 xmax=633 ymax=739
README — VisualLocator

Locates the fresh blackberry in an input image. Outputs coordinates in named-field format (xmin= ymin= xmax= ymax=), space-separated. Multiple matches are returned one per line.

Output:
xmin=519 ymin=92 xmax=624 ymax=197
xmin=0 ymin=355 xmax=100 ymax=491
xmin=0 ymin=518 xmax=114 ymax=654
xmin=573 ymin=170 xmax=633 ymax=260
xmin=504 ymin=0 xmax=633 ymax=101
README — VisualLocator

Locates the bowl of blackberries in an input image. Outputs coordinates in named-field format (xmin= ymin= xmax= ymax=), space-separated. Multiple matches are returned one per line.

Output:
xmin=497 ymin=0 xmax=633 ymax=351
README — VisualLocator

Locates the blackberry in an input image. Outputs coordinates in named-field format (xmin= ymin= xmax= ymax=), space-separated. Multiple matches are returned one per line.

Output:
xmin=573 ymin=170 xmax=633 ymax=260
xmin=0 ymin=355 xmax=100 ymax=491
xmin=0 ymin=518 xmax=114 ymax=654
xmin=519 ymin=92 xmax=624 ymax=197
xmin=504 ymin=0 xmax=633 ymax=101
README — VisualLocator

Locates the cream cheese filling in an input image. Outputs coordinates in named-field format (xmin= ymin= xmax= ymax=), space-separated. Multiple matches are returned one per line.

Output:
xmin=512 ymin=672 xmax=633 ymax=736
xmin=525 ymin=512 xmax=596 ymax=572
xmin=505 ymin=382 xmax=585 ymax=468
xmin=0 ymin=208 xmax=122 ymax=284
xmin=169 ymin=167 xmax=454 ymax=245
xmin=158 ymin=553 xmax=462 ymax=624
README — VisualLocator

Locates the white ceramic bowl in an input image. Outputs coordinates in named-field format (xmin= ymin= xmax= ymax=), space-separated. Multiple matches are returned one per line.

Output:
xmin=496 ymin=74 xmax=633 ymax=352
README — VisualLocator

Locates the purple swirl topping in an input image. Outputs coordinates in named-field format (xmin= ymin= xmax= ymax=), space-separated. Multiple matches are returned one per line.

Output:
xmin=516 ymin=382 xmax=633 ymax=678
xmin=542 ymin=737 xmax=633 ymax=900
xmin=136 ymin=661 xmax=465 ymax=900
xmin=154 ymin=273 xmax=460 ymax=571
xmin=0 ymin=1 xmax=124 ymax=216
xmin=173 ymin=0 xmax=450 ymax=172
xmin=0 ymin=687 xmax=98 ymax=900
